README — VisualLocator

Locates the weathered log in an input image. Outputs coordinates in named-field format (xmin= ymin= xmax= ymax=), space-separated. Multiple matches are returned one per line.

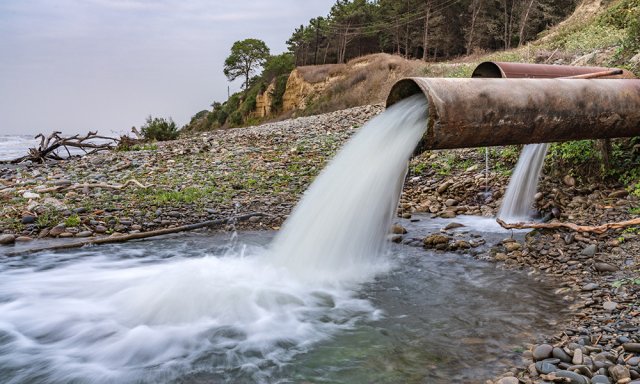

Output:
xmin=496 ymin=218 xmax=640 ymax=234
xmin=6 ymin=213 xmax=269 ymax=256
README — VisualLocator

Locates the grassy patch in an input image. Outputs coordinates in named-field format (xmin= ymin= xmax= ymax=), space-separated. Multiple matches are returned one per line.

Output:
xmin=64 ymin=215 xmax=81 ymax=227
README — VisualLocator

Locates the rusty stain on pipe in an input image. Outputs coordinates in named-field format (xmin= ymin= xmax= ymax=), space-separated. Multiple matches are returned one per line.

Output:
xmin=471 ymin=61 xmax=635 ymax=79
xmin=386 ymin=78 xmax=640 ymax=151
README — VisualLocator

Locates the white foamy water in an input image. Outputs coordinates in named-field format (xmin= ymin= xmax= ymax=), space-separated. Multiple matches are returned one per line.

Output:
xmin=270 ymin=95 xmax=427 ymax=282
xmin=498 ymin=143 xmax=549 ymax=222
xmin=0 ymin=135 xmax=36 ymax=161
xmin=0 ymin=96 xmax=428 ymax=383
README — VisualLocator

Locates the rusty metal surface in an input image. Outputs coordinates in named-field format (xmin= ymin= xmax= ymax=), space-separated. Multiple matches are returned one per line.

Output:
xmin=386 ymin=78 xmax=640 ymax=151
xmin=472 ymin=61 xmax=635 ymax=79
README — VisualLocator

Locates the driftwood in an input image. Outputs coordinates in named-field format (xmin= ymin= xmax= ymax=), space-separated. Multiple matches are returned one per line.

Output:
xmin=7 ymin=213 xmax=268 ymax=256
xmin=1 ymin=131 xmax=118 ymax=164
xmin=496 ymin=217 xmax=640 ymax=234
xmin=36 ymin=179 xmax=154 ymax=193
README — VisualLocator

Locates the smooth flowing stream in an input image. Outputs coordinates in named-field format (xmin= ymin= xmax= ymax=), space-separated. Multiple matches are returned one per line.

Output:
xmin=0 ymin=97 xmax=565 ymax=383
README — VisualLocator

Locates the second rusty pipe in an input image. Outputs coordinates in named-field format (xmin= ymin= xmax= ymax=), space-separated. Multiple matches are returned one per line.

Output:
xmin=386 ymin=78 xmax=640 ymax=151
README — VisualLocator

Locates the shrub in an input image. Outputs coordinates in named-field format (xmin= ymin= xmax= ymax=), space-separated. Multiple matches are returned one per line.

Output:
xmin=140 ymin=116 xmax=179 ymax=141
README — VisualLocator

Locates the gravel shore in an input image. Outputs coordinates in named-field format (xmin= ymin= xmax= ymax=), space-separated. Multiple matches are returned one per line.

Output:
xmin=1 ymin=104 xmax=639 ymax=384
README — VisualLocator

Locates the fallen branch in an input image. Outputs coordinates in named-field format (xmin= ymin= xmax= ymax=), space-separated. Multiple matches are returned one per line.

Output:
xmin=37 ymin=179 xmax=153 ymax=193
xmin=496 ymin=217 xmax=640 ymax=234
xmin=7 ymin=212 xmax=268 ymax=256
xmin=1 ymin=131 xmax=118 ymax=164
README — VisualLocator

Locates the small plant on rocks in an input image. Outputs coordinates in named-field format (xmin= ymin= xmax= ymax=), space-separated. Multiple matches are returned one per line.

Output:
xmin=140 ymin=116 xmax=179 ymax=141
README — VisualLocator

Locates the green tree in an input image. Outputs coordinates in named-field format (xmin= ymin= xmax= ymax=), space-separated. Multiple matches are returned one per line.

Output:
xmin=140 ymin=116 xmax=179 ymax=141
xmin=223 ymin=38 xmax=271 ymax=90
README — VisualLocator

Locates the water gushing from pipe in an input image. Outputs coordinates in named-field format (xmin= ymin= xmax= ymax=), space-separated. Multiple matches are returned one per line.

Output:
xmin=497 ymin=143 xmax=549 ymax=222
xmin=269 ymin=95 xmax=427 ymax=282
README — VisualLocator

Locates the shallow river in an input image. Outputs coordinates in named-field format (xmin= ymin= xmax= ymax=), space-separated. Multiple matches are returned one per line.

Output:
xmin=0 ymin=217 xmax=566 ymax=384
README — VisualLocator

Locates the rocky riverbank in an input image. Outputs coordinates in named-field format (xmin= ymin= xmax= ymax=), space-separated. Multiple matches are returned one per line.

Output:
xmin=1 ymin=104 xmax=639 ymax=384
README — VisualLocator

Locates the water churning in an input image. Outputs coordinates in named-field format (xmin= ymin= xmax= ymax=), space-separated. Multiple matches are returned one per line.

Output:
xmin=0 ymin=95 xmax=428 ymax=383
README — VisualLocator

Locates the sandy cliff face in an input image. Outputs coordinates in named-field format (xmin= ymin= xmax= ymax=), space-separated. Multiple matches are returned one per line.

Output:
xmin=255 ymin=81 xmax=276 ymax=118
xmin=282 ymin=70 xmax=310 ymax=111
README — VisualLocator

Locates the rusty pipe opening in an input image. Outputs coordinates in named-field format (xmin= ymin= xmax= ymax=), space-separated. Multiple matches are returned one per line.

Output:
xmin=386 ymin=78 xmax=640 ymax=152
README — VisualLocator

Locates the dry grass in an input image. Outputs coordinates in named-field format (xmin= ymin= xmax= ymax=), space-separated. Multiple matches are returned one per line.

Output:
xmin=297 ymin=64 xmax=347 ymax=84
xmin=303 ymin=53 xmax=429 ymax=115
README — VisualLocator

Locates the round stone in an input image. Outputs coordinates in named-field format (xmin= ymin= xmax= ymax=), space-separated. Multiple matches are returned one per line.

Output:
xmin=533 ymin=344 xmax=554 ymax=361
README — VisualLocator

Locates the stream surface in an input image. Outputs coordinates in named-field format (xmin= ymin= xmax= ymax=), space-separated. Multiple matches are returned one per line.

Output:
xmin=0 ymin=223 xmax=566 ymax=384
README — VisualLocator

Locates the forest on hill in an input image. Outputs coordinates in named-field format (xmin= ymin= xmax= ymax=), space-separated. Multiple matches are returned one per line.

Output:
xmin=286 ymin=0 xmax=579 ymax=64
xmin=183 ymin=0 xmax=639 ymax=133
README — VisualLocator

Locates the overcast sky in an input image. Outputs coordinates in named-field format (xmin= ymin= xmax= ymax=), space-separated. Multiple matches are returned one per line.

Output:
xmin=0 ymin=0 xmax=336 ymax=136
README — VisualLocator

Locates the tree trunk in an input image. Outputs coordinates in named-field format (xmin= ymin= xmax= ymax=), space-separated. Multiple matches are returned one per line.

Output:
xmin=518 ymin=0 xmax=536 ymax=46
xmin=466 ymin=0 xmax=482 ymax=55
xmin=422 ymin=7 xmax=430 ymax=61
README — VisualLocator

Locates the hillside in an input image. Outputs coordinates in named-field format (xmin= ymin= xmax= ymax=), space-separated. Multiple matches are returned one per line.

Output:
xmin=184 ymin=0 xmax=638 ymax=133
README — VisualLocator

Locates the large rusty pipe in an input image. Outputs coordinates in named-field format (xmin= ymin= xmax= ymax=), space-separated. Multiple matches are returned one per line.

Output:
xmin=386 ymin=78 xmax=640 ymax=151
xmin=471 ymin=61 xmax=635 ymax=79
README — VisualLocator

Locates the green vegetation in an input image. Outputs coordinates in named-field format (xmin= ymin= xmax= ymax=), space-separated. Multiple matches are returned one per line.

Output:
xmin=140 ymin=116 xmax=179 ymax=141
xmin=612 ymin=277 xmax=640 ymax=288
xmin=64 ymin=215 xmax=81 ymax=227
xmin=224 ymin=39 xmax=271 ymax=90
xmin=186 ymin=51 xmax=295 ymax=131
xmin=117 ymin=143 xmax=158 ymax=152
xmin=538 ymin=0 xmax=640 ymax=69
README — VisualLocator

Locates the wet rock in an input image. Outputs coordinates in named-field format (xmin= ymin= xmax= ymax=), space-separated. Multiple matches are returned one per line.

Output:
xmin=0 ymin=234 xmax=16 ymax=244
xmin=553 ymin=347 xmax=572 ymax=363
xmin=21 ymin=215 xmax=36 ymax=224
xmin=555 ymin=369 xmax=589 ymax=384
xmin=504 ymin=242 xmax=522 ymax=252
xmin=582 ymin=244 xmax=597 ymax=257
xmin=94 ymin=225 xmax=108 ymax=234
xmin=623 ymin=343 xmax=640 ymax=353
xmin=391 ymin=224 xmax=407 ymax=234
xmin=388 ymin=234 xmax=403 ymax=243
xmin=594 ymin=262 xmax=618 ymax=272
xmin=440 ymin=210 xmax=456 ymax=218
xmin=627 ymin=357 xmax=640 ymax=366
xmin=49 ymin=224 xmax=66 ymax=237
xmin=423 ymin=234 xmax=450 ymax=247
xmin=444 ymin=199 xmax=458 ymax=206
xmin=496 ymin=377 xmax=519 ymax=384
xmin=591 ymin=375 xmax=612 ymax=384
xmin=609 ymin=365 xmax=631 ymax=382
xmin=536 ymin=361 xmax=558 ymax=374
xmin=533 ymin=344 xmax=554 ymax=361
xmin=15 ymin=236 xmax=32 ymax=242
xmin=59 ymin=232 xmax=74 ymax=238
xmin=494 ymin=253 xmax=508 ymax=261
xmin=443 ymin=222 xmax=464 ymax=230
xmin=76 ymin=231 xmax=92 ymax=238
xmin=452 ymin=240 xmax=471 ymax=249
xmin=582 ymin=283 xmax=599 ymax=291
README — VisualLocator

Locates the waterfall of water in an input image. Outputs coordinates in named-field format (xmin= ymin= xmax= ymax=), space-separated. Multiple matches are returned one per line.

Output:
xmin=497 ymin=143 xmax=549 ymax=222
xmin=485 ymin=147 xmax=489 ymax=193
xmin=0 ymin=95 xmax=429 ymax=384
xmin=270 ymin=94 xmax=428 ymax=282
